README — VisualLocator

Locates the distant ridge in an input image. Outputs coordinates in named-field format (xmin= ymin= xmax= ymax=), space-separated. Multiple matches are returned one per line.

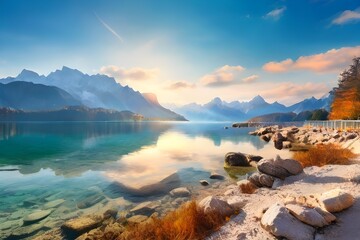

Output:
xmin=0 ymin=81 xmax=81 ymax=111
xmin=171 ymin=94 xmax=333 ymax=121
xmin=0 ymin=67 xmax=187 ymax=121
xmin=0 ymin=106 xmax=138 ymax=121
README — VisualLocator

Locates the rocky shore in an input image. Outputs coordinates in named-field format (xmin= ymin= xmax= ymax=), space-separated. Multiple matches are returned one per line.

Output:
xmin=206 ymin=125 xmax=360 ymax=240
xmin=4 ymin=125 xmax=359 ymax=240
xmin=249 ymin=125 xmax=360 ymax=151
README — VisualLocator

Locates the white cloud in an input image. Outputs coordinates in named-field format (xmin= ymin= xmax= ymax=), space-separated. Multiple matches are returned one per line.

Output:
xmin=263 ymin=46 xmax=360 ymax=73
xmin=332 ymin=9 xmax=360 ymax=25
xmin=166 ymin=81 xmax=196 ymax=90
xmin=242 ymin=74 xmax=259 ymax=83
xmin=100 ymin=65 xmax=159 ymax=81
xmin=260 ymin=82 xmax=330 ymax=104
xmin=201 ymin=65 xmax=246 ymax=87
xmin=264 ymin=7 xmax=287 ymax=20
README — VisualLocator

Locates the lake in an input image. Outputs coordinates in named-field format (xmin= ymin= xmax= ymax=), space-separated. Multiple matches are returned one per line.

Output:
xmin=0 ymin=122 xmax=292 ymax=239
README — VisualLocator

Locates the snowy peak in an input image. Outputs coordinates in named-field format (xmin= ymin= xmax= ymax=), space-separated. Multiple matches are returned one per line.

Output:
xmin=0 ymin=67 xmax=187 ymax=120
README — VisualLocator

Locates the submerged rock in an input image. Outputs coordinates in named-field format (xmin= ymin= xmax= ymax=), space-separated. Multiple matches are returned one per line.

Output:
xmin=23 ymin=210 xmax=52 ymax=224
xmin=224 ymin=152 xmax=250 ymax=167
xmin=209 ymin=172 xmax=225 ymax=180
xmin=224 ymin=152 xmax=263 ymax=167
xmin=127 ymin=215 xmax=148 ymax=223
xmin=104 ymin=172 xmax=181 ymax=199
xmin=199 ymin=180 xmax=209 ymax=186
xmin=129 ymin=201 xmax=160 ymax=216
xmin=43 ymin=199 xmax=65 ymax=210
xmin=169 ymin=187 xmax=191 ymax=197
xmin=77 ymin=194 xmax=105 ymax=209
xmin=261 ymin=203 xmax=315 ymax=240
xmin=61 ymin=214 xmax=103 ymax=239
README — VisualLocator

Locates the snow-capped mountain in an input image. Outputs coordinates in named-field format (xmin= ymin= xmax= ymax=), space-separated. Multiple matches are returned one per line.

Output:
xmin=0 ymin=67 xmax=186 ymax=120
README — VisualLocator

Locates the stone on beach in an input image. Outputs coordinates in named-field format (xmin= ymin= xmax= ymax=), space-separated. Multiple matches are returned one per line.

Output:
xmin=199 ymin=196 xmax=234 ymax=217
xmin=314 ymin=207 xmax=336 ymax=224
xmin=318 ymin=189 xmax=355 ymax=213
xmin=248 ymin=172 xmax=274 ymax=188
xmin=261 ymin=203 xmax=315 ymax=240
xmin=257 ymin=158 xmax=291 ymax=180
xmin=286 ymin=204 xmax=328 ymax=227
xmin=226 ymin=196 xmax=247 ymax=210
xmin=273 ymin=155 xmax=303 ymax=175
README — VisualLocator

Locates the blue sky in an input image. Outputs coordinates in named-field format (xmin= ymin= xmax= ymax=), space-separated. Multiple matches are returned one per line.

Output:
xmin=1 ymin=0 xmax=360 ymax=105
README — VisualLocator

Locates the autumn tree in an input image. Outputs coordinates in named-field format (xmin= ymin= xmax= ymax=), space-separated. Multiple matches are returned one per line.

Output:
xmin=329 ymin=57 xmax=360 ymax=120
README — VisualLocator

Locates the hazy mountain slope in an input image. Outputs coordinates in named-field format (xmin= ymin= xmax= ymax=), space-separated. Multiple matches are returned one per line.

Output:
xmin=1 ymin=67 xmax=186 ymax=120
xmin=0 ymin=81 xmax=80 ymax=111
xmin=249 ymin=109 xmax=329 ymax=122
xmin=173 ymin=94 xmax=332 ymax=121
xmin=0 ymin=106 xmax=137 ymax=121
xmin=175 ymin=98 xmax=246 ymax=121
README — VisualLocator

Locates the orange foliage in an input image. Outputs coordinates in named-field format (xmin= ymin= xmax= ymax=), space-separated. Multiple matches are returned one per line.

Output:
xmin=292 ymin=143 xmax=355 ymax=167
xmin=239 ymin=182 xmax=257 ymax=194
xmin=329 ymin=88 xmax=360 ymax=120
xmin=119 ymin=201 xmax=225 ymax=240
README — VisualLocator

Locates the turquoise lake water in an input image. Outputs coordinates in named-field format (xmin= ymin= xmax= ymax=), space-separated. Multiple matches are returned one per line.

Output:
xmin=0 ymin=122 xmax=291 ymax=239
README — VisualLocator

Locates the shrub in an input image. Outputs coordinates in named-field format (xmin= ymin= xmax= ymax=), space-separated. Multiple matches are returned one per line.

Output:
xmin=119 ymin=201 xmax=225 ymax=240
xmin=292 ymin=143 xmax=355 ymax=167
xmin=239 ymin=181 xmax=257 ymax=194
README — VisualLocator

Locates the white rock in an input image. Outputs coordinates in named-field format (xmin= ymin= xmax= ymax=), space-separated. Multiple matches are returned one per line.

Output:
xmin=226 ymin=196 xmax=247 ymax=210
xmin=261 ymin=203 xmax=315 ymax=240
xmin=286 ymin=204 xmax=328 ymax=227
xmin=314 ymin=207 xmax=336 ymax=224
xmin=318 ymin=189 xmax=355 ymax=213
xmin=273 ymin=155 xmax=303 ymax=175
xmin=199 ymin=196 xmax=234 ymax=216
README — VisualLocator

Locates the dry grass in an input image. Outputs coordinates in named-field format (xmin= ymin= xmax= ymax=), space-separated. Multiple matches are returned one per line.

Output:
xmin=239 ymin=182 xmax=257 ymax=194
xmin=293 ymin=143 xmax=355 ymax=167
xmin=119 ymin=201 xmax=226 ymax=240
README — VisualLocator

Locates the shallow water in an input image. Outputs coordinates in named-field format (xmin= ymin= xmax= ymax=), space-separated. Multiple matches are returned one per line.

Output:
xmin=0 ymin=122 xmax=291 ymax=239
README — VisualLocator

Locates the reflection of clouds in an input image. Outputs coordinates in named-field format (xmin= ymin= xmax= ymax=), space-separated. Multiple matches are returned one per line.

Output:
xmin=104 ymin=131 xmax=293 ymax=189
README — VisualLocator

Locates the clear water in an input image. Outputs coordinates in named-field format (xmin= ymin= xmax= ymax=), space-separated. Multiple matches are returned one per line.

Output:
xmin=0 ymin=122 xmax=291 ymax=239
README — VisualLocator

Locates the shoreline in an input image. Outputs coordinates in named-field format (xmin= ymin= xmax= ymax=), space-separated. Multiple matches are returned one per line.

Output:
xmin=4 ymin=125 xmax=360 ymax=240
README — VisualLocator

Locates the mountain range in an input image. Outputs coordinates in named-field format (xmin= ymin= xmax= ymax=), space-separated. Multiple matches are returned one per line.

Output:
xmin=170 ymin=94 xmax=333 ymax=121
xmin=0 ymin=67 xmax=186 ymax=121
xmin=0 ymin=67 xmax=333 ymax=122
